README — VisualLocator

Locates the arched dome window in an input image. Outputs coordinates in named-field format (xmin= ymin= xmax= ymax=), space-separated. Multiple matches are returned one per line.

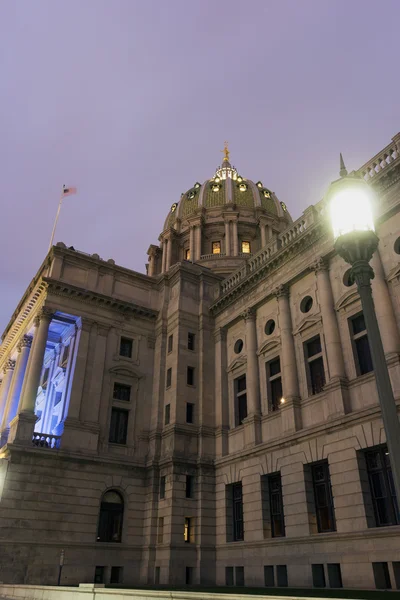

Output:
xmin=97 ymin=490 xmax=124 ymax=543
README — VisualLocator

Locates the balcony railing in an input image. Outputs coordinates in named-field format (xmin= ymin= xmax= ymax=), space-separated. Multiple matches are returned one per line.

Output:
xmin=359 ymin=135 xmax=400 ymax=181
xmin=32 ymin=433 xmax=61 ymax=449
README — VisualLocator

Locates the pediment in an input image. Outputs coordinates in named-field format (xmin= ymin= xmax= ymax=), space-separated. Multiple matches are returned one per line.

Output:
xmin=227 ymin=356 xmax=247 ymax=373
xmin=335 ymin=289 xmax=360 ymax=311
xmin=109 ymin=365 xmax=143 ymax=379
xmin=294 ymin=315 xmax=322 ymax=335
xmin=387 ymin=264 xmax=400 ymax=283
xmin=257 ymin=338 xmax=280 ymax=356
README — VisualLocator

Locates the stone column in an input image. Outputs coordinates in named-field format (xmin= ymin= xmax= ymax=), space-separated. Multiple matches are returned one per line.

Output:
xmin=260 ymin=223 xmax=266 ymax=248
xmin=161 ymin=241 xmax=166 ymax=273
xmin=1 ymin=336 xmax=32 ymax=429
xmin=0 ymin=359 xmax=16 ymax=424
xmin=243 ymin=309 xmax=260 ymax=415
xmin=371 ymin=251 xmax=400 ymax=358
xmin=276 ymin=286 xmax=301 ymax=432
xmin=189 ymin=226 xmax=195 ymax=261
xmin=232 ymin=220 xmax=238 ymax=256
xmin=195 ymin=224 xmax=202 ymax=260
xmin=224 ymin=221 xmax=231 ymax=256
xmin=20 ymin=309 xmax=52 ymax=413
xmin=148 ymin=254 xmax=155 ymax=276
xmin=315 ymin=258 xmax=345 ymax=379
xmin=166 ymin=237 xmax=172 ymax=271
xmin=214 ymin=328 xmax=228 ymax=456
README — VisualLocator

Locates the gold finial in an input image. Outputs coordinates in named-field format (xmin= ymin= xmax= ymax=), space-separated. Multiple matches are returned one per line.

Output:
xmin=221 ymin=141 xmax=230 ymax=163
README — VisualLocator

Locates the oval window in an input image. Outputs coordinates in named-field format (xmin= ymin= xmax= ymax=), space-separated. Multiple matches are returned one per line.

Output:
xmin=265 ymin=319 xmax=275 ymax=335
xmin=300 ymin=295 xmax=313 ymax=313
xmin=343 ymin=268 xmax=355 ymax=287
xmin=394 ymin=236 xmax=400 ymax=255
xmin=234 ymin=339 xmax=244 ymax=354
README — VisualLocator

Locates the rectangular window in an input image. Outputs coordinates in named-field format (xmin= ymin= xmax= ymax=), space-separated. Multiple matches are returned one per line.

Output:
xmin=393 ymin=562 xmax=400 ymax=590
xmin=264 ymin=565 xmax=274 ymax=587
xmin=267 ymin=357 xmax=283 ymax=411
xmin=186 ymin=402 xmax=194 ymax=424
xmin=234 ymin=375 xmax=247 ymax=426
xmin=212 ymin=241 xmax=221 ymax=254
xmin=225 ymin=566 xmax=234 ymax=586
xmin=327 ymin=564 xmax=343 ymax=588
xmin=268 ymin=473 xmax=285 ymax=537
xmin=168 ymin=334 xmax=173 ymax=353
xmin=235 ymin=566 xmax=245 ymax=587
xmin=373 ymin=562 xmax=391 ymax=590
xmin=365 ymin=446 xmax=399 ymax=527
xmin=166 ymin=368 xmax=172 ymax=388
xmin=113 ymin=382 xmax=131 ymax=402
xmin=311 ymin=461 xmax=336 ymax=533
xmin=184 ymin=517 xmax=193 ymax=543
xmin=188 ymin=332 xmax=195 ymax=351
xmin=109 ymin=408 xmax=128 ymax=444
xmin=232 ymin=482 xmax=244 ymax=541
xmin=350 ymin=313 xmax=373 ymax=375
xmin=60 ymin=345 xmax=70 ymax=367
xmin=312 ymin=564 xmax=326 ymax=588
xmin=305 ymin=335 xmax=326 ymax=395
xmin=94 ymin=566 xmax=105 ymax=584
xmin=186 ymin=475 xmax=194 ymax=498
xmin=155 ymin=566 xmax=160 ymax=585
xmin=164 ymin=404 xmax=170 ymax=425
xmin=157 ymin=517 xmax=164 ymax=543
xmin=241 ymin=241 xmax=251 ymax=254
xmin=276 ymin=565 xmax=288 ymax=587
xmin=160 ymin=476 xmax=166 ymax=499
xmin=185 ymin=566 xmax=193 ymax=585
xmin=41 ymin=367 xmax=50 ymax=389
xmin=187 ymin=366 xmax=195 ymax=386
xmin=110 ymin=566 xmax=123 ymax=584
xmin=185 ymin=249 xmax=191 ymax=261
xmin=119 ymin=337 xmax=133 ymax=358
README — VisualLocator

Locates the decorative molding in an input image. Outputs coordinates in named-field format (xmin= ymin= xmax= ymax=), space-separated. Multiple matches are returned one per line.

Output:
xmin=18 ymin=335 xmax=33 ymax=351
xmin=108 ymin=364 xmax=143 ymax=379
xmin=226 ymin=356 xmax=247 ymax=373
xmin=293 ymin=315 xmax=322 ymax=335
xmin=257 ymin=338 xmax=281 ymax=356
xmin=312 ymin=256 xmax=328 ymax=273
xmin=335 ymin=289 xmax=360 ymax=312
xmin=274 ymin=284 xmax=289 ymax=299
xmin=241 ymin=307 xmax=256 ymax=321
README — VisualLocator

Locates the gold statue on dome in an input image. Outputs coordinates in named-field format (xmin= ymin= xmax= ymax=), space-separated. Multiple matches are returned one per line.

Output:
xmin=221 ymin=141 xmax=230 ymax=163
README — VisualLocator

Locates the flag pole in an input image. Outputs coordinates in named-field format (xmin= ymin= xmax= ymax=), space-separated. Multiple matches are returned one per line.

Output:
xmin=48 ymin=188 xmax=64 ymax=253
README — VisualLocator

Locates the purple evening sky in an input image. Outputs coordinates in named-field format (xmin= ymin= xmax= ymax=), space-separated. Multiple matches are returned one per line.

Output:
xmin=1 ymin=0 xmax=399 ymax=334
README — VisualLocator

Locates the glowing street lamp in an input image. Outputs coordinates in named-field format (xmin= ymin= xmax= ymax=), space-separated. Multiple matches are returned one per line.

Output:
xmin=327 ymin=156 xmax=400 ymax=505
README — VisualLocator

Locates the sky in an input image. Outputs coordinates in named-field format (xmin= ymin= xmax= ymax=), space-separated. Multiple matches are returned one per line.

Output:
xmin=1 ymin=0 xmax=399 ymax=333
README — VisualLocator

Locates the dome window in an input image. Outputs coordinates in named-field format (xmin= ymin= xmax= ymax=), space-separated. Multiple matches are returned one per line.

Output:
xmin=239 ymin=183 xmax=248 ymax=192
xmin=188 ymin=190 xmax=197 ymax=200
xmin=280 ymin=201 xmax=288 ymax=212
xmin=237 ymin=176 xmax=243 ymax=183
xmin=214 ymin=176 xmax=221 ymax=183
xmin=194 ymin=182 xmax=201 ymax=189
xmin=212 ymin=241 xmax=221 ymax=254
xmin=256 ymin=181 xmax=263 ymax=188
xmin=171 ymin=203 xmax=178 ymax=213
xmin=241 ymin=241 xmax=251 ymax=254
xmin=211 ymin=183 xmax=220 ymax=192
xmin=263 ymin=189 xmax=271 ymax=198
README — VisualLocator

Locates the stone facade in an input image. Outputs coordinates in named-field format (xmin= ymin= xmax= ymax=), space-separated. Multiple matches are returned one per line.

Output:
xmin=0 ymin=135 xmax=400 ymax=589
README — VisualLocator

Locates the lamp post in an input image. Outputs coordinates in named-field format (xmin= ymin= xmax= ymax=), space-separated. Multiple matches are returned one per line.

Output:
xmin=327 ymin=159 xmax=400 ymax=506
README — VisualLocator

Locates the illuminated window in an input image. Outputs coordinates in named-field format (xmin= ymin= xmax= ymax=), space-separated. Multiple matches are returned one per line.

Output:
xmin=185 ymin=248 xmax=191 ymax=260
xmin=239 ymin=183 xmax=247 ymax=192
xmin=184 ymin=517 xmax=193 ymax=543
xmin=212 ymin=241 xmax=221 ymax=254
xmin=241 ymin=241 xmax=251 ymax=254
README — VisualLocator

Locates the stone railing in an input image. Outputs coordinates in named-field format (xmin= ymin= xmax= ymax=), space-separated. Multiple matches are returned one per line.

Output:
xmin=359 ymin=135 xmax=400 ymax=181
xmin=32 ymin=433 xmax=61 ymax=449
xmin=200 ymin=253 xmax=227 ymax=260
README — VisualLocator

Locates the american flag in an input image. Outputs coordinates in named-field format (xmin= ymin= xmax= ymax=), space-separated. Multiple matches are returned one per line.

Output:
xmin=63 ymin=185 xmax=77 ymax=197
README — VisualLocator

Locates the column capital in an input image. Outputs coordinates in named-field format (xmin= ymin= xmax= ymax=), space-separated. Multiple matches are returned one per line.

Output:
xmin=213 ymin=328 xmax=227 ymax=343
xmin=242 ymin=307 xmax=256 ymax=321
xmin=18 ymin=335 xmax=33 ymax=351
xmin=274 ymin=284 xmax=289 ymax=299
xmin=3 ymin=359 xmax=16 ymax=373
xmin=312 ymin=256 xmax=329 ymax=273
xmin=34 ymin=307 xmax=54 ymax=327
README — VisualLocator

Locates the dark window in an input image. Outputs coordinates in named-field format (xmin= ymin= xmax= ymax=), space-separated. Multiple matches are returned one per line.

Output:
xmin=305 ymin=335 xmax=325 ymax=395
xmin=187 ymin=367 xmax=195 ymax=386
xmin=235 ymin=566 xmax=245 ymax=586
xmin=393 ymin=562 xmax=400 ymax=590
xmin=234 ymin=375 xmax=247 ymax=426
xmin=119 ymin=337 xmax=133 ymax=358
xmin=168 ymin=334 xmax=173 ymax=353
xmin=54 ymin=391 xmax=62 ymax=406
xmin=350 ymin=313 xmax=373 ymax=375
xmin=186 ymin=475 xmax=194 ymax=498
xmin=155 ymin=566 xmax=160 ymax=585
xmin=109 ymin=409 xmax=128 ymax=444
xmin=365 ymin=446 xmax=399 ymax=527
xmin=97 ymin=490 xmax=124 ymax=543
xmin=160 ymin=476 xmax=166 ymax=499
xmin=327 ymin=564 xmax=343 ymax=588
xmin=60 ymin=345 xmax=70 ymax=367
xmin=186 ymin=402 xmax=194 ymax=424
xmin=113 ymin=382 xmax=131 ymax=402
xmin=164 ymin=404 xmax=170 ymax=425
xmin=225 ymin=566 xmax=234 ymax=586
xmin=276 ymin=565 xmax=288 ymax=587
xmin=166 ymin=368 xmax=172 ymax=388
xmin=264 ymin=565 xmax=274 ymax=587
xmin=157 ymin=517 xmax=164 ymax=543
xmin=94 ymin=566 xmax=105 ymax=583
xmin=185 ymin=566 xmax=193 ymax=585
xmin=269 ymin=473 xmax=285 ymax=537
xmin=232 ymin=482 xmax=244 ymax=541
xmin=188 ymin=332 xmax=195 ymax=351
xmin=267 ymin=358 xmax=283 ymax=411
xmin=311 ymin=461 xmax=336 ymax=533
xmin=234 ymin=339 xmax=244 ymax=354
xmin=110 ymin=566 xmax=123 ymax=584
xmin=373 ymin=562 xmax=391 ymax=590
xmin=184 ymin=517 xmax=192 ymax=543
xmin=265 ymin=319 xmax=275 ymax=335
xmin=312 ymin=564 xmax=326 ymax=588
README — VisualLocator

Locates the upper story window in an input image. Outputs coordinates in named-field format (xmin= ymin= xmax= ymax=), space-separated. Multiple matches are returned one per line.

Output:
xmin=234 ymin=375 xmax=247 ymax=426
xmin=241 ymin=241 xmax=251 ymax=254
xmin=185 ymin=248 xmax=191 ymax=261
xmin=186 ymin=475 xmax=194 ymax=498
xmin=212 ymin=241 xmax=221 ymax=254
xmin=350 ymin=313 xmax=373 ymax=375
xmin=188 ymin=332 xmax=195 ymax=351
xmin=166 ymin=368 xmax=172 ymax=388
xmin=119 ymin=337 xmax=133 ymax=358
xmin=186 ymin=402 xmax=194 ymax=424
xmin=304 ymin=335 xmax=325 ymax=395
xmin=187 ymin=366 xmax=195 ymax=386
xmin=113 ymin=382 xmax=131 ymax=402
xmin=160 ymin=475 xmax=166 ymax=499
xmin=60 ymin=345 xmax=70 ymax=367
xmin=97 ymin=490 xmax=124 ymax=543
xmin=168 ymin=334 xmax=173 ymax=353
xmin=266 ymin=357 xmax=282 ymax=411
xmin=365 ymin=445 xmax=399 ymax=527
xmin=109 ymin=409 xmax=128 ymax=445
xmin=268 ymin=473 xmax=285 ymax=537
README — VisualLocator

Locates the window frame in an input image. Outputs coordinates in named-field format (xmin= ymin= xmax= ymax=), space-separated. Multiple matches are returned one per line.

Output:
xmin=119 ymin=337 xmax=133 ymax=359
xmin=186 ymin=402 xmax=194 ymax=424
xmin=234 ymin=374 xmax=247 ymax=427
xmin=97 ymin=489 xmax=124 ymax=543
xmin=212 ymin=241 xmax=221 ymax=255
xmin=188 ymin=332 xmax=195 ymax=351
xmin=349 ymin=312 xmax=373 ymax=376
xmin=166 ymin=368 xmax=172 ymax=389
xmin=167 ymin=334 xmax=173 ymax=354
xmin=187 ymin=366 xmax=195 ymax=387
xmin=232 ymin=482 xmax=244 ymax=541
xmin=304 ymin=335 xmax=326 ymax=396
xmin=268 ymin=472 xmax=285 ymax=538
xmin=241 ymin=240 xmax=251 ymax=254
xmin=109 ymin=408 xmax=129 ymax=445
xmin=311 ymin=460 xmax=336 ymax=533
xmin=113 ymin=382 xmax=131 ymax=402
xmin=266 ymin=356 xmax=283 ymax=412
xmin=164 ymin=404 xmax=170 ymax=425
xmin=365 ymin=445 xmax=399 ymax=527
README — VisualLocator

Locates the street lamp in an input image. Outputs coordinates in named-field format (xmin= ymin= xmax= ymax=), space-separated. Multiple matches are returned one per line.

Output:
xmin=327 ymin=156 xmax=400 ymax=506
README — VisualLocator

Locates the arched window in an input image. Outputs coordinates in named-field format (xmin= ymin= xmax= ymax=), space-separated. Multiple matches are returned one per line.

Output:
xmin=97 ymin=490 xmax=124 ymax=543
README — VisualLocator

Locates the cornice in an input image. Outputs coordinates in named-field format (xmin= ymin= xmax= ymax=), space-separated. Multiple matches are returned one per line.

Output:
xmin=44 ymin=277 xmax=158 ymax=321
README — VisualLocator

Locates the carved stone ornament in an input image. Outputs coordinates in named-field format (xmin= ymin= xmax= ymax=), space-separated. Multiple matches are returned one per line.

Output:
xmin=241 ymin=307 xmax=256 ymax=321
xmin=4 ymin=358 xmax=16 ymax=373
xmin=18 ymin=335 xmax=33 ymax=351
xmin=34 ymin=307 xmax=54 ymax=326
xmin=274 ymin=284 xmax=289 ymax=298
xmin=312 ymin=256 xmax=328 ymax=273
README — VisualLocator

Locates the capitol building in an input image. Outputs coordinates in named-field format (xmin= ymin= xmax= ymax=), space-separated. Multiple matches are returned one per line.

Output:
xmin=0 ymin=135 xmax=400 ymax=590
